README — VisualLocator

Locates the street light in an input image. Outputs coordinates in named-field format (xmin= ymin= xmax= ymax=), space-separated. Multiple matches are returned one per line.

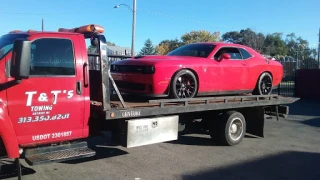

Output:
xmin=114 ymin=0 xmax=136 ymax=56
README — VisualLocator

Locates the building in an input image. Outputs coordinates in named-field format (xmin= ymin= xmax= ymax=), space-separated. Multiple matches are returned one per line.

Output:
xmin=107 ymin=45 xmax=135 ymax=56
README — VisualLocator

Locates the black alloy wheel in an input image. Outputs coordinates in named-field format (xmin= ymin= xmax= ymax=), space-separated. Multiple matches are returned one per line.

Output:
xmin=171 ymin=70 xmax=198 ymax=99
xmin=253 ymin=72 xmax=273 ymax=95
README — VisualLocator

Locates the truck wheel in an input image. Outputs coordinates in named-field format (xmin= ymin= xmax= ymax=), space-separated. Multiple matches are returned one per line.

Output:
xmin=170 ymin=69 xmax=198 ymax=99
xmin=210 ymin=111 xmax=246 ymax=146
xmin=252 ymin=72 xmax=273 ymax=95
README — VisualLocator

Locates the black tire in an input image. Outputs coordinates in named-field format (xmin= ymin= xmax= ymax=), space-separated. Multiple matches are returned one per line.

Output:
xmin=210 ymin=111 xmax=246 ymax=146
xmin=252 ymin=72 xmax=273 ymax=95
xmin=170 ymin=69 xmax=198 ymax=99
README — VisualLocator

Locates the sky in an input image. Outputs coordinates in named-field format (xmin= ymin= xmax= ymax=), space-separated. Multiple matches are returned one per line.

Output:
xmin=0 ymin=0 xmax=319 ymax=53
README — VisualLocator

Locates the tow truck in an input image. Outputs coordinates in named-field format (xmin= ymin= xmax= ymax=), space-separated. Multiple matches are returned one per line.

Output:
xmin=0 ymin=24 xmax=298 ymax=179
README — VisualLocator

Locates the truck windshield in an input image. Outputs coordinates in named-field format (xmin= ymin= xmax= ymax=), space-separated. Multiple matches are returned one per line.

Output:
xmin=0 ymin=34 xmax=29 ymax=60
xmin=167 ymin=43 xmax=216 ymax=58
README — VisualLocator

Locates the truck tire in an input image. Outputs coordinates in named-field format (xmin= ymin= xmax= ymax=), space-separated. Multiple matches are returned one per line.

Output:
xmin=210 ymin=111 xmax=246 ymax=146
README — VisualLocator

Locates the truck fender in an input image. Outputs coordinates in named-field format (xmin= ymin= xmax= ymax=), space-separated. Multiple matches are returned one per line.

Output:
xmin=0 ymin=101 xmax=20 ymax=158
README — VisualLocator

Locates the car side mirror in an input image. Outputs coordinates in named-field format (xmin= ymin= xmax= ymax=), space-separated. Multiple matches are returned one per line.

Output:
xmin=219 ymin=53 xmax=231 ymax=61
xmin=10 ymin=39 xmax=31 ymax=80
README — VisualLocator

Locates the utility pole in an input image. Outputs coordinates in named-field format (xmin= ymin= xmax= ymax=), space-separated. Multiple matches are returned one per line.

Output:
xmin=318 ymin=28 xmax=320 ymax=67
xmin=42 ymin=18 xmax=44 ymax=31
xmin=131 ymin=0 xmax=136 ymax=56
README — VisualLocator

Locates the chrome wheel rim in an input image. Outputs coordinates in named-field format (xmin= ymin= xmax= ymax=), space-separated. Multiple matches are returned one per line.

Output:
xmin=229 ymin=117 xmax=243 ymax=141
xmin=175 ymin=74 xmax=196 ymax=98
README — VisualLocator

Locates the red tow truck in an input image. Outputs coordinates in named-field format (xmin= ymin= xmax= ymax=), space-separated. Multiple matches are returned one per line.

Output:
xmin=0 ymin=24 xmax=298 ymax=179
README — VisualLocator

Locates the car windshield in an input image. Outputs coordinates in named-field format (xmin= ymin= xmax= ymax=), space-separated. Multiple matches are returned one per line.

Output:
xmin=0 ymin=33 xmax=29 ymax=60
xmin=167 ymin=43 xmax=216 ymax=58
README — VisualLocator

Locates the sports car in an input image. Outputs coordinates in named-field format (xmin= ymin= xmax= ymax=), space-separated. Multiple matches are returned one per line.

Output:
xmin=110 ymin=42 xmax=283 ymax=99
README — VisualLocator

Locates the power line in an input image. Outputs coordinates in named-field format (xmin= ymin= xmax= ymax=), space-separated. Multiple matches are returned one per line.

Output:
xmin=137 ymin=8 xmax=237 ymax=30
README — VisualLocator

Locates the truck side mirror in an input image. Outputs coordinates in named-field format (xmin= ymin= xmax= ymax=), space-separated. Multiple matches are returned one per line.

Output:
xmin=10 ymin=39 xmax=31 ymax=80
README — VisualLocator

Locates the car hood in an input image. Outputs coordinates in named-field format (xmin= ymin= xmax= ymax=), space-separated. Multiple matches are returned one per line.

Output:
xmin=111 ymin=55 xmax=200 ymax=66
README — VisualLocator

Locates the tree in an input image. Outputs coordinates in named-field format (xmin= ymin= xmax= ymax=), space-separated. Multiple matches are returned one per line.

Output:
xmin=221 ymin=31 xmax=243 ymax=44
xmin=155 ymin=38 xmax=184 ymax=55
xmin=139 ymin=38 xmax=157 ymax=55
xmin=181 ymin=30 xmax=221 ymax=44
xmin=222 ymin=28 xmax=265 ymax=52
xmin=240 ymin=28 xmax=265 ymax=52
xmin=155 ymin=30 xmax=221 ymax=55
xmin=263 ymin=33 xmax=288 ymax=56
xmin=155 ymin=43 xmax=170 ymax=55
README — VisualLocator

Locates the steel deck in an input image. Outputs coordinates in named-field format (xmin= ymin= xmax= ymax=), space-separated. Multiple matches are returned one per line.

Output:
xmin=90 ymin=94 xmax=299 ymax=120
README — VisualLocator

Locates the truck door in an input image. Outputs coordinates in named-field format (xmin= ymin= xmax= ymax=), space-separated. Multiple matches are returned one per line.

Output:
xmin=6 ymin=34 xmax=86 ymax=145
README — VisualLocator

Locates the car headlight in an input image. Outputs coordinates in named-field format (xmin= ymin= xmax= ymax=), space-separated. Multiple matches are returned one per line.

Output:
xmin=143 ymin=66 xmax=155 ymax=74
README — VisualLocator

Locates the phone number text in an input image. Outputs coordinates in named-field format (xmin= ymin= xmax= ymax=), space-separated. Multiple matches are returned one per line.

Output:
xmin=18 ymin=113 xmax=70 ymax=124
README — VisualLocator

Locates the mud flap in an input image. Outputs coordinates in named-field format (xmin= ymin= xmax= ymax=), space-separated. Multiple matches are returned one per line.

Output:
xmin=241 ymin=107 xmax=265 ymax=138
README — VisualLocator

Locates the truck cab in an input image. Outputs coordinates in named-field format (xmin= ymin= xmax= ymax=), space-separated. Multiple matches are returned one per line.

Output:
xmin=0 ymin=25 xmax=106 ymax=159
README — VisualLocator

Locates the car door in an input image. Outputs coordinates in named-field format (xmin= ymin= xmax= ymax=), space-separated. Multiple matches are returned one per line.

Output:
xmin=212 ymin=47 xmax=248 ymax=91
xmin=6 ymin=34 xmax=85 ymax=145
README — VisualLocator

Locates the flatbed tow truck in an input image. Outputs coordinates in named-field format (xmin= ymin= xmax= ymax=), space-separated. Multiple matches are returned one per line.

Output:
xmin=0 ymin=24 xmax=298 ymax=179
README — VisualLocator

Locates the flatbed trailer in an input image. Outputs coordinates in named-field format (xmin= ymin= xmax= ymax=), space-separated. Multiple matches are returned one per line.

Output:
xmin=101 ymin=94 xmax=295 ymax=119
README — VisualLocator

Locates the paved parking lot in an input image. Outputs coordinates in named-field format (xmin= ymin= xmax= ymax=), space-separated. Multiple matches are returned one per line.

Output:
xmin=2 ymin=99 xmax=320 ymax=180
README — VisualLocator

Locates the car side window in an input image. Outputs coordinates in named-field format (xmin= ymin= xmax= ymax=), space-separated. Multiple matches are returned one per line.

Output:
xmin=30 ymin=38 xmax=75 ymax=76
xmin=213 ymin=47 xmax=243 ymax=60
xmin=239 ymin=48 xmax=252 ymax=59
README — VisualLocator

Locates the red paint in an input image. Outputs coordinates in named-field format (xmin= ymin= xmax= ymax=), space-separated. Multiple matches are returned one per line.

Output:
xmin=0 ymin=101 xmax=20 ymax=158
xmin=0 ymin=32 xmax=91 ymax=157
xmin=110 ymin=43 xmax=283 ymax=96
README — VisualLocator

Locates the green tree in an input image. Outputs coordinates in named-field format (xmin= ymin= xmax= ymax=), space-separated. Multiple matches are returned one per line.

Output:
xmin=156 ymin=38 xmax=184 ymax=55
xmin=155 ymin=30 xmax=221 ymax=55
xmin=222 ymin=28 xmax=265 ymax=52
xmin=222 ymin=31 xmax=243 ymax=44
xmin=240 ymin=28 xmax=265 ymax=52
xmin=263 ymin=33 xmax=288 ymax=56
xmin=181 ymin=30 xmax=221 ymax=44
xmin=139 ymin=38 xmax=157 ymax=55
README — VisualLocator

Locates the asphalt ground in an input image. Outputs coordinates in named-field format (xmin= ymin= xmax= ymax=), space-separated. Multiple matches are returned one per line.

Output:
xmin=1 ymin=98 xmax=320 ymax=180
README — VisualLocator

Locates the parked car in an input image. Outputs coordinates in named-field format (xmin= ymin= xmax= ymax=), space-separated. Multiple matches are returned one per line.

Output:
xmin=110 ymin=42 xmax=283 ymax=99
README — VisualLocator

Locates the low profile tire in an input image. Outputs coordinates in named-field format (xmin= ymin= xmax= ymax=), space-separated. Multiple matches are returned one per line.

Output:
xmin=253 ymin=72 xmax=273 ymax=95
xmin=170 ymin=69 xmax=198 ymax=99
xmin=210 ymin=111 xmax=246 ymax=146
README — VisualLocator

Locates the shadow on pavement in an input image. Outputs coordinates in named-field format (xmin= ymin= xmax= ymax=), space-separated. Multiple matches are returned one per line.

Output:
xmin=60 ymin=136 xmax=128 ymax=164
xmin=301 ymin=117 xmax=320 ymax=128
xmin=0 ymin=159 xmax=36 ymax=179
xmin=287 ymin=99 xmax=320 ymax=128
xmin=181 ymin=151 xmax=320 ymax=180
xmin=167 ymin=134 xmax=256 ymax=147
xmin=289 ymin=99 xmax=320 ymax=116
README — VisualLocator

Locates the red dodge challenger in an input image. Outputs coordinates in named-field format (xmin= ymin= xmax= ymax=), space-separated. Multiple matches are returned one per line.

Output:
xmin=110 ymin=42 xmax=283 ymax=99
